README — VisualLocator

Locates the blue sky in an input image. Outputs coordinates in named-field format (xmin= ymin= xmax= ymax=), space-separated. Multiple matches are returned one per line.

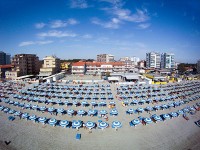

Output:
xmin=0 ymin=0 xmax=200 ymax=63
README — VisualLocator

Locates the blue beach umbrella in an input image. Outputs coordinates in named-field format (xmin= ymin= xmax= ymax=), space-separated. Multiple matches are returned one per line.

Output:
xmin=29 ymin=115 xmax=37 ymax=121
xmin=85 ymin=121 xmax=95 ymax=129
xmin=39 ymin=106 xmax=46 ymax=112
xmin=8 ymin=109 xmax=15 ymax=114
xmin=152 ymin=115 xmax=162 ymax=122
xmin=67 ymin=109 xmax=75 ymax=115
xmin=112 ymin=121 xmax=122 ymax=128
xmin=59 ymin=120 xmax=69 ymax=128
xmin=88 ymin=109 xmax=98 ymax=116
xmin=144 ymin=118 xmax=152 ymax=124
xmin=22 ymin=113 xmax=29 ymax=119
xmin=48 ymin=118 xmax=57 ymax=126
xmin=99 ymin=110 xmax=107 ymax=116
xmin=162 ymin=114 xmax=171 ymax=120
xmin=131 ymin=119 xmax=141 ymax=126
xmin=32 ymin=105 xmax=38 ymax=110
xmin=14 ymin=111 xmax=21 ymax=116
xmin=48 ymin=107 xmax=55 ymax=112
xmin=57 ymin=108 xmax=65 ymax=114
xmin=38 ymin=117 xmax=47 ymax=124
xmin=136 ymin=107 xmax=144 ymax=113
xmin=99 ymin=121 xmax=108 ymax=129
xmin=72 ymin=120 xmax=82 ymax=129
xmin=127 ymin=108 xmax=135 ymax=114
xmin=110 ymin=109 xmax=118 ymax=116
xmin=77 ymin=110 xmax=86 ymax=116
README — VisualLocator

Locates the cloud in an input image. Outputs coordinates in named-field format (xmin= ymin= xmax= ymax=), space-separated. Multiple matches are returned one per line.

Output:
xmin=35 ymin=23 xmax=46 ymax=29
xmin=137 ymin=23 xmax=151 ymax=29
xmin=50 ymin=19 xmax=78 ymax=28
xmin=37 ymin=30 xmax=77 ymax=38
xmin=113 ymin=8 xmax=150 ymax=23
xmin=19 ymin=40 xmax=53 ymax=47
xmin=100 ymin=0 xmax=125 ymax=8
xmin=70 ymin=0 xmax=89 ymax=9
xmin=91 ymin=17 xmax=121 ymax=29
xmin=82 ymin=34 xmax=93 ymax=39
xmin=67 ymin=18 xmax=79 ymax=25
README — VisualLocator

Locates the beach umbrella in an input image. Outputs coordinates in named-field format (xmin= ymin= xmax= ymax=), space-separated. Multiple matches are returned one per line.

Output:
xmin=32 ymin=105 xmax=38 ymax=110
xmin=9 ymin=100 xmax=14 ymax=104
xmin=131 ymin=119 xmax=141 ymax=126
xmin=85 ymin=121 xmax=95 ymax=129
xmin=136 ymin=107 xmax=144 ymax=113
xmin=29 ymin=115 xmax=37 ymax=121
xmin=98 ymin=101 xmax=107 ymax=107
xmin=13 ymin=101 xmax=19 ymax=106
xmin=98 ymin=122 xmax=108 ymax=129
xmin=14 ymin=111 xmax=21 ymax=116
xmin=39 ymin=106 xmax=46 ymax=112
xmin=130 ymin=100 xmax=138 ymax=105
xmin=38 ymin=117 xmax=47 ymax=124
xmin=109 ymin=101 xmax=116 ymax=105
xmin=112 ymin=121 xmax=122 ymax=128
xmin=8 ymin=109 xmax=15 ymax=114
xmin=25 ymin=104 xmax=31 ymax=109
xmin=67 ymin=109 xmax=75 ymax=115
xmin=91 ymin=101 xmax=97 ymax=107
xmin=154 ymin=105 xmax=161 ymax=111
xmin=3 ymin=107 xmax=10 ymax=113
xmin=59 ymin=120 xmax=69 ymax=128
xmin=22 ymin=113 xmax=29 ymax=119
xmin=99 ymin=110 xmax=107 ymax=115
xmin=151 ymin=115 xmax=162 ymax=122
xmin=57 ymin=108 xmax=65 ymax=114
xmin=88 ymin=109 xmax=98 ymax=116
xmin=77 ymin=110 xmax=86 ymax=116
xmin=169 ymin=112 xmax=178 ymax=118
xmin=144 ymin=118 xmax=152 ymax=124
xmin=48 ymin=118 xmax=57 ymax=126
xmin=162 ymin=114 xmax=171 ymax=120
xmin=110 ymin=109 xmax=118 ymax=116
xmin=127 ymin=108 xmax=135 ymax=114
xmin=72 ymin=120 xmax=82 ymax=129
xmin=138 ymin=100 xmax=146 ymax=105
xmin=48 ymin=107 xmax=55 ymax=113
xmin=81 ymin=101 xmax=89 ymax=107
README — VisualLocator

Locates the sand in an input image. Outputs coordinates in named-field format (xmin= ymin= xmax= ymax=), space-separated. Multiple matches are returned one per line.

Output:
xmin=0 ymin=81 xmax=200 ymax=150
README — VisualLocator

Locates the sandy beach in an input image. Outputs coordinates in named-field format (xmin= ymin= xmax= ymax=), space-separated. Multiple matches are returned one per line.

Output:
xmin=0 ymin=81 xmax=200 ymax=150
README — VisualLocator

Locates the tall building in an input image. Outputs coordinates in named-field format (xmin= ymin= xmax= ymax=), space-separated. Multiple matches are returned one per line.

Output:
xmin=6 ymin=54 xmax=11 ymax=64
xmin=197 ymin=60 xmax=200 ymax=73
xmin=11 ymin=54 xmax=40 ymax=76
xmin=119 ymin=57 xmax=136 ymax=71
xmin=97 ymin=54 xmax=114 ymax=62
xmin=0 ymin=51 xmax=6 ymax=65
xmin=161 ymin=53 xmax=175 ymax=69
xmin=39 ymin=56 xmax=61 ymax=76
xmin=146 ymin=52 xmax=161 ymax=68
xmin=0 ymin=51 xmax=11 ymax=65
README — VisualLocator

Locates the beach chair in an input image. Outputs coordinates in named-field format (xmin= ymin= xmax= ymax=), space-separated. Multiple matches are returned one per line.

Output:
xmin=76 ymin=133 xmax=81 ymax=140
xmin=8 ymin=116 xmax=15 ymax=121
xmin=129 ymin=122 xmax=134 ymax=127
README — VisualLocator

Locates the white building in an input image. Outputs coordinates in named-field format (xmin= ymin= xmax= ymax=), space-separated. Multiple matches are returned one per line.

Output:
xmin=161 ymin=53 xmax=175 ymax=69
xmin=146 ymin=52 xmax=161 ymax=68
xmin=71 ymin=62 xmax=86 ymax=75
xmin=39 ymin=56 xmax=60 ymax=77
xmin=97 ymin=54 xmax=114 ymax=62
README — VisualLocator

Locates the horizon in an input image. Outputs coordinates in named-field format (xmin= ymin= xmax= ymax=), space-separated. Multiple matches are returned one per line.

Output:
xmin=0 ymin=0 xmax=200 ymax=63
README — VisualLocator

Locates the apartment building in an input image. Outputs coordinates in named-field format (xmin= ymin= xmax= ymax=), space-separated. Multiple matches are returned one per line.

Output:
xmin=39 ymin=56 xmax=61 ymax=77
xmin=0 ymin=51 xmax=10 ymax=65
xmin=161 ymin=53 xmax=175 ymax=69
xmin=97 ymin=54 xmax=114 ymax=62
xmin=71 ymin=62 xmax=86 ymax=75
xmin=6 ymin=54 xmax=40 ymax=78
xmin=146 ymin=52 xmax=161 ymax=68
xmin=86 ymin=62 xmax=125 ymax=75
